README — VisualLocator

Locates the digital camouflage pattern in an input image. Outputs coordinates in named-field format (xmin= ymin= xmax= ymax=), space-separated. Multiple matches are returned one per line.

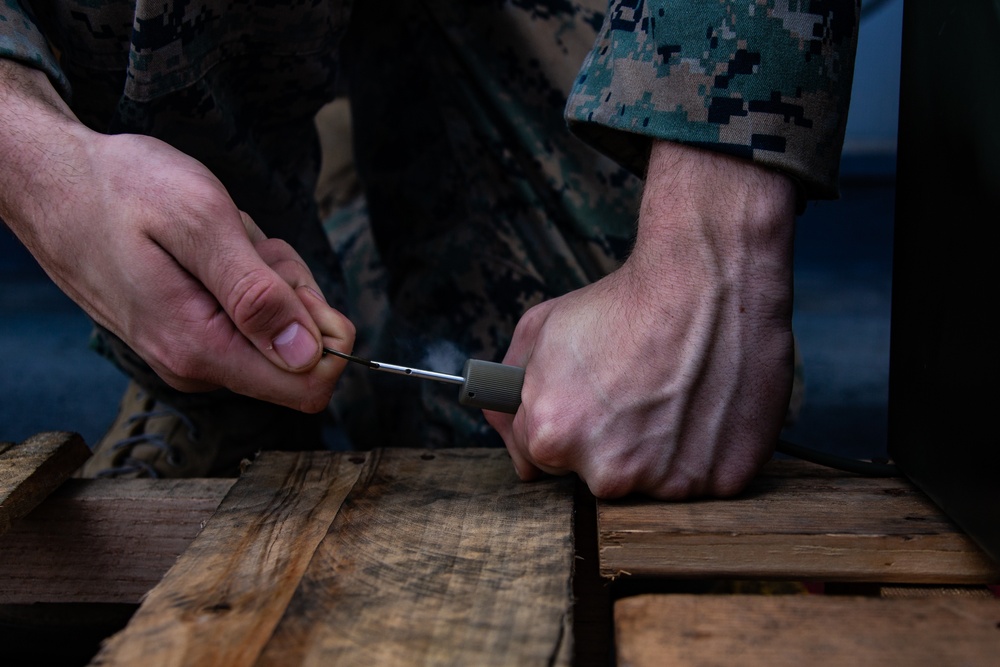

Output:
xmin=566 ymin=0 xmax=860 ymax=199
xmin=2 ymin=1 xmax=845 ymax=450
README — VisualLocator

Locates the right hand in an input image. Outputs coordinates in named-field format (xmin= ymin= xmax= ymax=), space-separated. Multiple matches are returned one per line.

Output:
xmin=1 ymin=60 xmax=354 ymax=412
xmin=486 ymin=141 xmax=797 ymax=500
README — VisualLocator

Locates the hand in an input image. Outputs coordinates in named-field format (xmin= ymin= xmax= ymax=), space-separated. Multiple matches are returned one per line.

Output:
xmin=1 ymin=60 xmax=354 ymax=412
xmin=486 ymin=141 xmax=796 ymax=499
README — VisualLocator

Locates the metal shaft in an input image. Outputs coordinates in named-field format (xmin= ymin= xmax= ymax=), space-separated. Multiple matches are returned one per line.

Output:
xmin=365 ymin=360 xmax=464 ymax=385
xmin=324 ymin=348 xmax=524 ymax=414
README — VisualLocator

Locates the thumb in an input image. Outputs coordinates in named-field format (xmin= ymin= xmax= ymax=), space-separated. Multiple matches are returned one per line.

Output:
xmin=187 ymin=211 xmax=323 ymax=372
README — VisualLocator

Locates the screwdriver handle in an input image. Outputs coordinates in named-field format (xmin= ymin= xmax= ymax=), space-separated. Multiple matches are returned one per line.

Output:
xmin=458 ymin=359 xmax=524 ymax=414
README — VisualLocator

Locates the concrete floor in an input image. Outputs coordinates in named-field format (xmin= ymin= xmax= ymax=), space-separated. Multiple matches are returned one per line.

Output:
xmin=1 ymin=177 xmax=895 ymax=461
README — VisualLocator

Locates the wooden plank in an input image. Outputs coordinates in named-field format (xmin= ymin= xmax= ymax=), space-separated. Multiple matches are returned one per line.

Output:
xmin=256 ymin=448 xmax=575 ymax=667
xmin=880 ymin=585 xmax=996 ymax=599
xmin=599 ymin=460 xmax=1000 ymax=583
xmin=92 ymin=450 xmax=366 ymax=667
xmin=614 ymin=594 xmax=1000 ymax=667
xmin=0 ymin=431 xmax=91 ymax=536
xmin=0 ymin=478 xmax=234 ymax=604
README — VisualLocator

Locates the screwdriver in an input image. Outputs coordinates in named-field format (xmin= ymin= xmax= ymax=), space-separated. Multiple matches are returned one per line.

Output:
xmin=323 ymin=347 xmax=524 ymax=414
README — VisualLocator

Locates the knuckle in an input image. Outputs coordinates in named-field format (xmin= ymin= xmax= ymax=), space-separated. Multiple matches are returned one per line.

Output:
xmin=585 ymin=447 xmax=645 ymax=499
xmin=515 ymin=301 xmax=548 ymax=335
xmin=338 ymin=316 xmax=357 ymax=344
xmin=271 ymin=256 xmax=308 ymax=278
xmin=261 ymin=237 xmax=294 ymax=254
xmin=257 ymin=238 xmax=300 ymax=265
xmin=226 ymin=268 xmax=284 ymax=334
xmin=586 ymin=469 xmax=635 ymax=500
xmin=522 ymin=405 xmax=575 ymax=470
xmin=654 ymin=465 xmax=750 ymax=500
xmin=658 ymin=473 xmax=703 ymax=500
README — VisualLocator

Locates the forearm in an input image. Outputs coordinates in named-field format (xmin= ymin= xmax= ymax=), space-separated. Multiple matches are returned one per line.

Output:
xmin=0 ymin=58 xmax=93 ymax=252
xmin=627 ymin=140 xmax=796 ymax=333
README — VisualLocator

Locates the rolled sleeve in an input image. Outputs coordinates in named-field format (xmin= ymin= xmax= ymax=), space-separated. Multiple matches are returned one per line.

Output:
xmin=1 ymin=0 xmax=70 ymax=98
xmin=566 ymin=0 xmax=859 ymax=200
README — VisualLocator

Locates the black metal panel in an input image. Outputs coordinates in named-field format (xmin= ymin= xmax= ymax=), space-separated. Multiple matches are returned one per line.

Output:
xmin=889 ymin=0 xmax=1000 ymax=564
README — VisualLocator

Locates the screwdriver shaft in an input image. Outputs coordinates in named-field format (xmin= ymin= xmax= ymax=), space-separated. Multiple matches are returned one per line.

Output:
xmin=323 ymin=347 xmax=524 ymax=413
xmin=367 ymin=360 xmax=465 ymax=385
xmin=323 ymin=348 xmax=464 ymax=385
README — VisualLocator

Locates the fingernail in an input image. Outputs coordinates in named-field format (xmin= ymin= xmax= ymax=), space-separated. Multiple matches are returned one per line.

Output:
xmin=301 ymin=285 xmax=327 ymax=303
xmin=273 ymin=322 xmax=317 ymax=368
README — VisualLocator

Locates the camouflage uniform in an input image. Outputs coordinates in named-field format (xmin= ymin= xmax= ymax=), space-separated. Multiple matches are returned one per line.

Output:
xmin=566 ymin=0 xmax=858 ymax=200
xmin=1 ymin=1 xmax=857 ymax=453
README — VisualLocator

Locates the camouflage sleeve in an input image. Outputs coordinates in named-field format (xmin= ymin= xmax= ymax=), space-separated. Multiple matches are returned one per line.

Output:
xmin=0 ymin=0 xmax=70 ymax=97
xmin=565 ymin=0 xmax=859 ymax=200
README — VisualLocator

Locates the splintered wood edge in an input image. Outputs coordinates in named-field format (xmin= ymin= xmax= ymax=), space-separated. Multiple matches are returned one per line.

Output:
xmin=0 ymin=431 xmax=91 ymax=536
xmin=91 ymin=450 xmax=368 ymax=667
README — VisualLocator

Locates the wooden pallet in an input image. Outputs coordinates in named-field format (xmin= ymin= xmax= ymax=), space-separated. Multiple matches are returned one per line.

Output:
xmin=599 ymin=461 xmax=1000 ymax=666
xmin=3 ymin=434 xmax=998 ymax=665
xmin=1 ymin=435 xmax=575 ymax=666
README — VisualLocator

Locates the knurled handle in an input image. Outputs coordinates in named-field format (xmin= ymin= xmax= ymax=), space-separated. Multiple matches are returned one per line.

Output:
xmin=458 ymin=359 xmax=524 ymax=413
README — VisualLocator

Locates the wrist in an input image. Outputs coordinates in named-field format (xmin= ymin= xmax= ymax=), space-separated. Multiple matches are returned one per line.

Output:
xmin=0 ymin=59 xmax=95 ymax=241
xmin=624 ymin=141 xmax=795 ymax=322
xmin=637 ymin=140 xmax=795 ymax=259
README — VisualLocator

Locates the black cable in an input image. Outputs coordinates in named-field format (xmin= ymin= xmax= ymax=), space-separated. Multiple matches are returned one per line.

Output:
xmin=776 ymin=439 xmax=902 ymax=477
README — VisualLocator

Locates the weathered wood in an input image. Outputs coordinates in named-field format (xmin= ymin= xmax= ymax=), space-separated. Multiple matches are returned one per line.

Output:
xmin=880 ymin=584 xmax=996 ymax=598
xmin=89 ymin=449 xmax=575 ymax=667
xmin=614 ymin=593 xmax=1000 ymax=667
xmin=599 ymin=460 xmax=1000 ymax=583
xmin=256 ymin=448 xmax=575 ymax=667
xmin=92 ymin=451 xmax=366 ymax=667
xmin=0 ymin=478 xmax=234 ymax=604
xmin=0 ymin=431 xmax=91 ymax=536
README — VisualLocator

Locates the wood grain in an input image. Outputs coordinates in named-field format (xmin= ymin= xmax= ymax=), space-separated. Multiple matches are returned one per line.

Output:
xmin=257 ymin=448 xmax=575 ymax=667
xmin=615 ymin=593 xmax=1000 ymax=667
xmin=0 ymin=431 xmax=91 ymax=536
xmin=91 ymin=451 xmax=366 ymax=667
xmin=0 ymin=478 xmax=233 ymax=604
xmin=599 ymin=460 xmax=1000 ymax=583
